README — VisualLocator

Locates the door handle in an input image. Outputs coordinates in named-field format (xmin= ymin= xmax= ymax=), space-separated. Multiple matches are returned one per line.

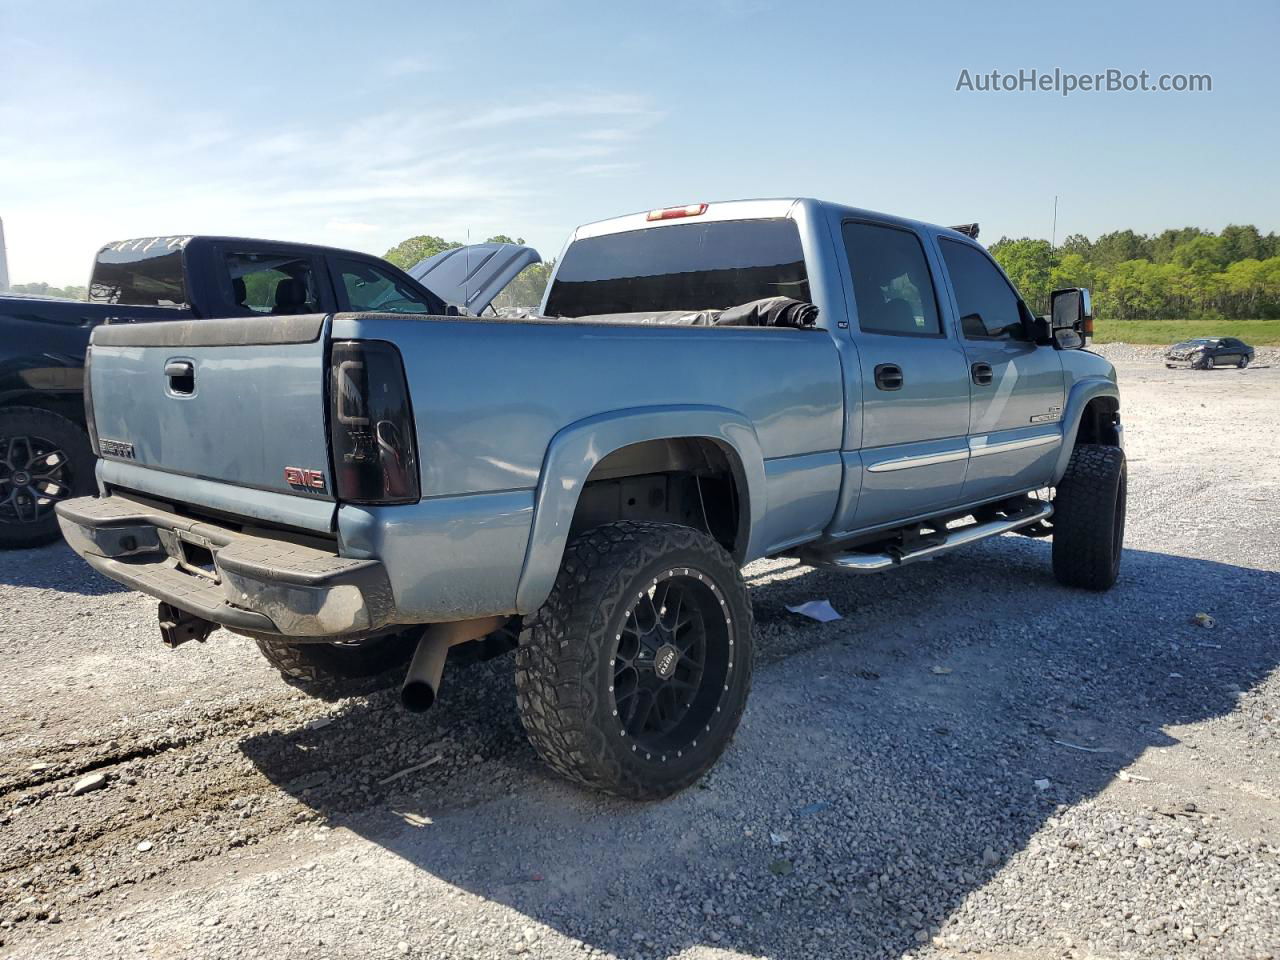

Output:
xmin=971 ymin=362 xmax=994 ymax=386
xmin=165 ymin=359 xmax=195 ymax=395
xmin=873 ymin=363 xmax=904 ymax=391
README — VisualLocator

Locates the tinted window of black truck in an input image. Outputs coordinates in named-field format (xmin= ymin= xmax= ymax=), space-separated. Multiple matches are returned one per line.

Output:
xmin=89 ymin=238 xmax=190 ymax=307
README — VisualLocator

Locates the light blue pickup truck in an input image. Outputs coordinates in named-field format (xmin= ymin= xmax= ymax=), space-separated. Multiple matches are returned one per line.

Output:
xmin=56 ymin=198 xmax=1125 ymax=799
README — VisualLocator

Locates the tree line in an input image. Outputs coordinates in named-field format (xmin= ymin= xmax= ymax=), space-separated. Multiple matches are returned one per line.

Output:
xmin=990 ymin=225 xmax=1280 ymax=320
xmin=6 ymin=281 xmax=88 ymax=300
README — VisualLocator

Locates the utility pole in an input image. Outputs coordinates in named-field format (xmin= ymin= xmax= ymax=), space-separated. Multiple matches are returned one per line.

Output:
xmin=1051 ymin=195 xmax=1059 ymax=250
xmin=0 ymin=217 xmax=9 ymax=291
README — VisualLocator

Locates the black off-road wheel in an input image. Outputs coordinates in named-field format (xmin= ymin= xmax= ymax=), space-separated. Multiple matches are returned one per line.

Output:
xmin=0 ymin=407 xmax=95 ymax=550
xmin=516 ymin=521 xmax=754 ymax=800
xmin=1051 ymin=444 xmax=1127 ymax=591
xmin=255 ymin=633 xmax=415 ymax=697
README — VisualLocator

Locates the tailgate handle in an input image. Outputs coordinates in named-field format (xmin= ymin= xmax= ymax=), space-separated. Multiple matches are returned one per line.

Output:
xmin=164 ymin=359 xmax=195 ymax=395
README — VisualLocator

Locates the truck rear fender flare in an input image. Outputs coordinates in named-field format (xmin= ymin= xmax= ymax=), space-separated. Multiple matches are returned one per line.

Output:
xmin=514 ymin=405 xmax=766 ymax=615
xmin=1052 ymin=378 xmax=1121 ymax=484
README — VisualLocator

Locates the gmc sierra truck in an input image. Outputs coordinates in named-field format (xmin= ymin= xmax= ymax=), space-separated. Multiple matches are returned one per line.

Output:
xmin=56 ymin=199 xmax=1125 ymax=799
xmin=1 ymin=235 xmax=533 ymax=548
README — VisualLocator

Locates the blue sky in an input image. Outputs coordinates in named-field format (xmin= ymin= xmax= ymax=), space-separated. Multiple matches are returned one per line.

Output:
xmin=2 ymin=0 xmax=1276 ymax=285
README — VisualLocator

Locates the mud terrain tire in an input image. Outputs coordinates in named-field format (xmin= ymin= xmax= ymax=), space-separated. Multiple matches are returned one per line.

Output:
xmin=1052 ymin=443 xmax=1127 ymax=591
xmin=516 ymin=521 xmax=754 ymax=800
xmin=255 ymin=634 xmax=415 ymax=696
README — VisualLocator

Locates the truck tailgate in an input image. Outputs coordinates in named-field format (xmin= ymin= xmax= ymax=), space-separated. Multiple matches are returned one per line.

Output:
xmin=89 ymin=314 xmax=335 ymax=532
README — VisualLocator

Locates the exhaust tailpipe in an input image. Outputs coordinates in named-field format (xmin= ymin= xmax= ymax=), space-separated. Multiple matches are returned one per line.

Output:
xmin=401 ymin=616 xmax=506 ymax=712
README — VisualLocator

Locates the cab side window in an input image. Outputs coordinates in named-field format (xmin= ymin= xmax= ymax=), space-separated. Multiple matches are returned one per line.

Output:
xmin=940 ymin=239 xmax=1029 ymax=340
xmin=335 ymin=259 xmax=436 ymax=315
xmin=843 ymin=222 xmax=942 ymax=336
xmin=225 ymin=253 xmax=320 ymax=316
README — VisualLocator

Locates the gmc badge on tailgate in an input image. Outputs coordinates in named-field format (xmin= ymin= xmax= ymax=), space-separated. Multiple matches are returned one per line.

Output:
xmin=284 ymin=467 xmax=327 ymax=493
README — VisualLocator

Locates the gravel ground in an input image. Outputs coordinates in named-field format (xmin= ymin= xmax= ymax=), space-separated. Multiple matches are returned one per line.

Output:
xmin=1 ymin=355 xmax=1278 ymax=960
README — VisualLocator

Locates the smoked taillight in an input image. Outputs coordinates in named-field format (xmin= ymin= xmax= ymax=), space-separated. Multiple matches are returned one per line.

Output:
xmin=328 ymin=340 xmax=419 ymax=504
xmin=83 ymin=346 xmax=101 ymax=456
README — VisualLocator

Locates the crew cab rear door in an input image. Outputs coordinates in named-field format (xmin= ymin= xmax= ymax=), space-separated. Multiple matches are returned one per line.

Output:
xmin=836 ymin=219 xmax=972 ymax=530
xmin=406 ymin=242 xmax=540 ymax=315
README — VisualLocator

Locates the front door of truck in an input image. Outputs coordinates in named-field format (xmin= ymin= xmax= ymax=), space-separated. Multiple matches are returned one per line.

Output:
xmin=935 ymin=238 xmax=1065 ymax=504
xmin=832 ymin=219 xmax=972 ymax=533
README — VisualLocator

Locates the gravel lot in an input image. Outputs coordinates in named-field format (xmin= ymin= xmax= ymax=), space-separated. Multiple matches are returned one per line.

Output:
xmin=2 ymin=352 xmax=1278 ymax=960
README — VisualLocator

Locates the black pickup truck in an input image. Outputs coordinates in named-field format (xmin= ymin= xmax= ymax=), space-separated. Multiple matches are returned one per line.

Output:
xmin=1 ymin=235 xmax=536 ymax=548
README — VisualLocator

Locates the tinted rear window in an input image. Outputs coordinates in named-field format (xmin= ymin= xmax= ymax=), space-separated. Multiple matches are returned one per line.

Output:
xmin=544 ymin=218 xmax=809 ymax=317
xmin=89 ymin=238 xmax=190 ymax=307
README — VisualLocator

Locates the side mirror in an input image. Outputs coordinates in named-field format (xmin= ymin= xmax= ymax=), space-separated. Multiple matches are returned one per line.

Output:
xmin=1050 ymin=287 xmax=1093 ymax=348
xmin=1027 ymin=315 xmax=1054 ymax=344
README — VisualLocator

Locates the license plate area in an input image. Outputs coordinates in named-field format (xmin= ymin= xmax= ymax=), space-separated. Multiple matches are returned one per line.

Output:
xmin=158 ymin=529 xmax=221 ymax=583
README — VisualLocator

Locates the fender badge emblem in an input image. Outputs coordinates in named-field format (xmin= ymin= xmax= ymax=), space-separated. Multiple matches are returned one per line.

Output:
xmin=99 ymin=438 xmax=136 ymax=460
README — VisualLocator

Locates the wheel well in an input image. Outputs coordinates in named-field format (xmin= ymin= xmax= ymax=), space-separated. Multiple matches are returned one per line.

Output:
xmin=569 ymin=438 xmax=746 ymax=560
xmin=1075 ymin=396 xmax=1120 ymax=447
xmin=0 ymin=392 xmax=86 ymax=427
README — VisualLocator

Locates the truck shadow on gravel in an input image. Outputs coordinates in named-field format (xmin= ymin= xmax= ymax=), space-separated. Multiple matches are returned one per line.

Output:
xmin=241 ymin=539 xmax=1280 ymax=960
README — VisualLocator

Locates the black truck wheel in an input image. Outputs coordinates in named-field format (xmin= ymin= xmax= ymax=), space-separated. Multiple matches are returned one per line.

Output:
xmin=255 ymin=634 xmax=415 ymax=695
xmin=0 ymin=407 xmax=95 ymax=549
xmin=1051 ymin=444 xmax=1127 ymax=591
xmin=516 ymin=521 xmax=754 ymax=800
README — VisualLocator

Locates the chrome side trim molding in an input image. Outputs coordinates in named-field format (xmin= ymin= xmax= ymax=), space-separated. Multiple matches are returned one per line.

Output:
xmin=968 ymin=433 xmax=1060 ymax=458
xmin=865 ymin=449 xmax=969 ymax=473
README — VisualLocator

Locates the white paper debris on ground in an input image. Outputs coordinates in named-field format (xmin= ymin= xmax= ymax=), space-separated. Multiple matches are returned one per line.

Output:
xmin=1053 ymin=739 xmax=1109 ymax=753
xmin=785 ymin=599 xmax=842 ymax=623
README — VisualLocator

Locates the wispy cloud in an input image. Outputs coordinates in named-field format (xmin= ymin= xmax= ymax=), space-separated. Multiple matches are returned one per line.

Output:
xmin=571 ymin=162 xmax=642 ymax=177
xmin=322 ymin=219 xmax=383 ymax=235
xmin=579 ymin=127 xmax=641 ymax=143
xmin=0 ymin=67 xmax=664 ymax=283
xmin=455 ymin=93 xmax=658 ymax=130
xmin=381 ymin=55 xmax=442 ymax=77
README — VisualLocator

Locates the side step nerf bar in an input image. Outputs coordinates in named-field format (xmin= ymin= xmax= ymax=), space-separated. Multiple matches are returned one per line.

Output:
xmin=801 ymin=501 xmax=1054 ymax=573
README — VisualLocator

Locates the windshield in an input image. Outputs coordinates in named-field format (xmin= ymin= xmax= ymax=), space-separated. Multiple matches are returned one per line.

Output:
xmin=544 ymin=218 xmax=809 ymax=317
xmin=89 ymin=237 xmax=190 ymax=307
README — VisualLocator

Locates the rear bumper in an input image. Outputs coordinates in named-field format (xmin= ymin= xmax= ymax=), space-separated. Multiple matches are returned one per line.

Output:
xmin=55 ymin=494 xmax=393 ymax=639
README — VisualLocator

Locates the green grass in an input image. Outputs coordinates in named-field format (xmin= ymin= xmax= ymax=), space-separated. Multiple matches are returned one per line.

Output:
xmin=1092 ymin=318 xmax=1280 ymax=345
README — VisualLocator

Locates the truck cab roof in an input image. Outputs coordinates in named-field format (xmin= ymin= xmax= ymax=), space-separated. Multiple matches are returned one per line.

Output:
xmin=569 ymin=198 xmax=975 ymax=244
xmin=91 ymin=235 xmax=538 ymax=318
